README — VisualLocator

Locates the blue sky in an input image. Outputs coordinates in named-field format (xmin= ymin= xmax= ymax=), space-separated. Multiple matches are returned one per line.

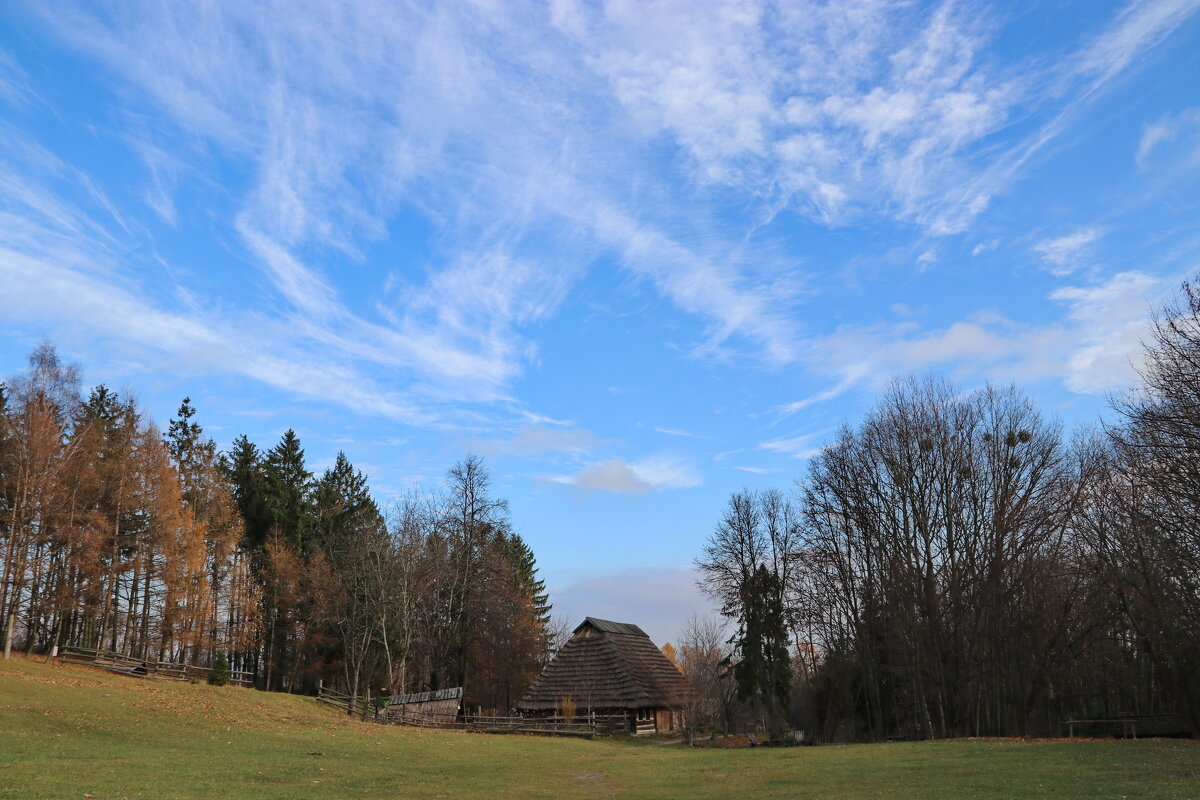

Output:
xmin=2 ymin=0 xmax=1199 ymax=645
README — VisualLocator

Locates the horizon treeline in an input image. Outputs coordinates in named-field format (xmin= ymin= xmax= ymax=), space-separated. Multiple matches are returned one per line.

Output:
xmin=0 ymin=351 xmax=551 ymax=711
xmin=694 ymin=277 xmax=1200 ymax=741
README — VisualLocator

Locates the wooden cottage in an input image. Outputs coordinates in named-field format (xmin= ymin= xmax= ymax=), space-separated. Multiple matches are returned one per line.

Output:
xmin=516 ymin=617 xmax=689 ymax=733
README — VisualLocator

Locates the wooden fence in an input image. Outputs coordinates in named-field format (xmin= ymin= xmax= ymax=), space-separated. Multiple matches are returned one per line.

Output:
xmin=314 ymin=685 xmax=374 ymax=716
xmin=315 ymin=685 xmax=630 ymax=737
xmin=1062 ymin=714 xmax=1190 ymax=738
xmin=59 ymin=645 xmax=254 ymax=687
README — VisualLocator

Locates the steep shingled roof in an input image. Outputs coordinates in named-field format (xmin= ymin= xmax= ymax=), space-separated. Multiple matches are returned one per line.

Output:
xmin=516 ymin=617 xmax=688 ymax=712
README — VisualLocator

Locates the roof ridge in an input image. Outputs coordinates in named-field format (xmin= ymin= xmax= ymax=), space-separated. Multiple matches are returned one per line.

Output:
xmin=579 ymin=616 xmax=649 ymax=637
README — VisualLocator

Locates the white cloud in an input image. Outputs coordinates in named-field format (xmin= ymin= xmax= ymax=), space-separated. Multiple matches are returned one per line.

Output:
xmin=471 ymin=426 xmax=603 ymax=457
xmin=27 ymin=0 xmax=814 ymax=379
xmin=760 ymin=432 xmax=826 ymax=460
xmin=655 ymin=426 xmax=701 ymax=438
xmin=569 ymin=460 xmax=652 ymax=494
xmin=0 ymin=245 xmax=428 ymax=422
xmin=0 ymin=49 xmax=33 ymax=106
xmin=972 ymin=240 xmax=999 ymax=257
xmin=929 ymin=0 xmax=1200 ymax=234
xmin=554 ymin=0 xmax=1198 ymax=235
xmin=565 ymin=0 xmax=1015 ymax=229
xmin=551 ymin=453 xmax=702 ymax=494
xmin=7 ymin=0 xmax=1196 ymax=425
xmin=1034 ymin=228 xmax=1104 ymax=275
xmin=1050 ymin=271 xmax=1164 ymax=394
xmin=1061 ymin=0 xmax=1200 ymax=94
xmin=1137 ymin=107 xmax=1200 ymax=167
xmin=788 ymin=271 xmax=1171 ymax=407
xmin=590 ymin=204 xmax=802 ymax=364
xmin=630 ymin=454 xmax=703 ymax=490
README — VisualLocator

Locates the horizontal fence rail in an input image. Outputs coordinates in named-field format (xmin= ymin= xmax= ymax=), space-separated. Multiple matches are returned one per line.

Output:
xmin=315 ymin=686 xmax=631 ymax=737
xmin=59 ymin=646 xmax=253 ymax=687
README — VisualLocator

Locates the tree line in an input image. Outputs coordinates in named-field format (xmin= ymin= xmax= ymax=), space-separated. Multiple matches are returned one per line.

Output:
xmin=696 ymin=278 xmax=1200 ymax=741
xmin=0 ymin=345 xmax=551 ymax=712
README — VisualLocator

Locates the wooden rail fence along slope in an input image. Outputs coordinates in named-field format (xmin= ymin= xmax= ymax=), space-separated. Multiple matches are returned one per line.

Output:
xmin=59 ymin=646 xmax=253 ymax=687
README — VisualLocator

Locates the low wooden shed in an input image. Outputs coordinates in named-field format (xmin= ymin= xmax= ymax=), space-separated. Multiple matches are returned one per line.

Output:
xmin=387 ymin=686 xmax=462 ymax=724
xmin=516 ymin=617 xmax=688 ymax=733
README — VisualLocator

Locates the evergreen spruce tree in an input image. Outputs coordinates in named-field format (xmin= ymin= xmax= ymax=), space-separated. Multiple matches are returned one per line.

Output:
xmin=314 ymin=451 xmax=384 ymax=555
xmin=207 ymin=651 xmax=231 ymax=686
xmin=263 ymin=429 xmax=313 ymax=555
xmin=224 ymin=435 xmax=270 ymax=551
xmin=503 ymin=533 xmax=552 ymax=628
xmin=729 ymin=565 xmax=791 ymax=736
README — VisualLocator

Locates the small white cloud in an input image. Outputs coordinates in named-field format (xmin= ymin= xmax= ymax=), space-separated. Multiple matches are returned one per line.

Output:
xmin=552 ymin=453 xmax=702 ymax=494
xmin=971 ymin=239 xmax=999 ymax=257
xmin=1136 ymin=107 xmax=1200 ymax=168
xmin=734 ymin=466 xmax=775 ymax=474
xmin=1034 ymin=227 xmax=1103 ymax=275
xmin=573 ymin=460 xmax=652 ymax=494
xmin=629 ymin=454 xmax=703 ymax=490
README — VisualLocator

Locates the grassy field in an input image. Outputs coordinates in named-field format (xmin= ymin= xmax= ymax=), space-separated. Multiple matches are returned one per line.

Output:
xmin=2 ymin=658 xmax=1198 ymax=800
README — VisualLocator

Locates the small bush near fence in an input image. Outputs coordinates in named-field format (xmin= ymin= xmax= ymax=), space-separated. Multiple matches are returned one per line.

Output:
xmin=207 ymin=653 xmax=231 ymax=686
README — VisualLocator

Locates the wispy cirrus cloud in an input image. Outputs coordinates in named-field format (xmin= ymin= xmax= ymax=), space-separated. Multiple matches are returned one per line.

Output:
xmin=655 ymin=426 xmax=703 ymax=439
xmin=760 ymin=432 xmax=827 ymax=460
xmin=3 ymin=0 xmax=1196 ymax=431
xmin=0 ymin=48 xmax=33 ymax=106
xmin=24 ymin=0 xmax=809 ymax=385
xmin=555 ymin=0 xmax=1199 ymax=235
xmin=0 ymin=244 xmax=429 ymax=422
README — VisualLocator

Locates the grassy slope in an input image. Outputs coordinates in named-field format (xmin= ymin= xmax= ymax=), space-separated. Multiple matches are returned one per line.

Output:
xmin=2 ymin=658 xmax=1198 ymax=800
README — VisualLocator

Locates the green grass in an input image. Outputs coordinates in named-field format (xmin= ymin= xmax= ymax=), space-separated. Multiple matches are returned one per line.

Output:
xmin=2 ymin=658 xmax=1198 ymax=799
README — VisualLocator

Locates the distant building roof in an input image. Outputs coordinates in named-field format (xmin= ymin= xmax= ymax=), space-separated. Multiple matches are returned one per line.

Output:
xmin=517 ymin=617 xmax=687 ymax=712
